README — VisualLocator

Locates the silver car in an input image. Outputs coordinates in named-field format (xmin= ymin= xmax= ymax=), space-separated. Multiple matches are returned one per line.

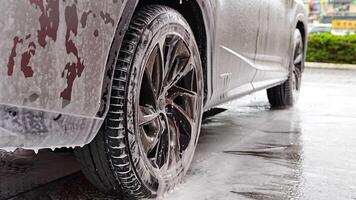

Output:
xmin=0 ymin=0 xmax=307 ymax=198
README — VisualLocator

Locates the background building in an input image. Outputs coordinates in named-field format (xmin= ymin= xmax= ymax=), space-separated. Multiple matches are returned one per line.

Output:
xmin=304 ymin=0 xmax=356 ymax=23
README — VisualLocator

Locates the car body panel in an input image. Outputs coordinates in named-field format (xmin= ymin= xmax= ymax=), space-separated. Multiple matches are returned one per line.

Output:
xmin=0 ymin=0 xmax=128 ymax=118
xmin=0 ymin=0 xmax=136 ymax=150
xmin=0 ymin=0 xmax=307 ymax=150
xmin=252 ymin=0 xmax=292 ymax=88
xmin=205 ymin=0 xmax=307 ymax=109
xmin=252 ymin=0 xmax=308 ymax=92
xmin=206 ymin=0 xmax=261 ymax=108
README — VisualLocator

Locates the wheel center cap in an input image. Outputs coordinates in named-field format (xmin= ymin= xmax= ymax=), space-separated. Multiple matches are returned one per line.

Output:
xmin=158 ymin=98 xmax=173 ymax=110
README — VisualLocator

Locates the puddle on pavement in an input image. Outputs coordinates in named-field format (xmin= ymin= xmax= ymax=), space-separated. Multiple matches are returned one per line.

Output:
xmin=8 ymin=173 xmax=126 ymax=200
xmin=224 ymin=143 xmax=301 ymax=163
xmin=230 ymin=191 xmax=280 ymax=200
xmin=0 ymin=149 xmax=80 ymax=200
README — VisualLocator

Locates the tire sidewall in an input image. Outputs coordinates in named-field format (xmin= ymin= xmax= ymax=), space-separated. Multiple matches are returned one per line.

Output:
xmin=286 ymin=29 xmax=303 ymax=105
xmin=124 ymin=9 xmax=203 ymax=194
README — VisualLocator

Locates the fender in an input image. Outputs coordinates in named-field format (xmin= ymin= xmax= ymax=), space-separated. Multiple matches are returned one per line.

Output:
xmin=0 ymin=0 xmax=140 ymax=150
xmin=97 ymin=0 xmax=139 ymax=118
xmin=98 ymin=0 xmax=216 ymax=116
xmin=196 ymin=0 xmax=216 ymax=106
xmin=295 ymin=11 xmax=308 ymax=71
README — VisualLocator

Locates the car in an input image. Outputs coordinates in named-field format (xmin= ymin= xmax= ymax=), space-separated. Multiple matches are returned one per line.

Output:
xmin=331 ymin=29 xmax=356 ymax=35
xmin=309 ymin=23 xmax=332 ymax=34
xmin=0 ymin=0 xmax=307 ymax=199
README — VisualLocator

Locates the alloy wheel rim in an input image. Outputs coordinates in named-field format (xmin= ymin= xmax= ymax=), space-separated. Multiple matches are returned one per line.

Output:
xmin=137 ymin=34 xmax=201 ymax=176
xmin=292 ymin=39 xmax=303 ymax=102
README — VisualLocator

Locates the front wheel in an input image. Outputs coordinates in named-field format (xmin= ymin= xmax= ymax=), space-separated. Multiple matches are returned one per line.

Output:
xmin=75 ymin=5 xmax=204 ymax=199
xmin=267 ymin=29 xmax=304 ymax=108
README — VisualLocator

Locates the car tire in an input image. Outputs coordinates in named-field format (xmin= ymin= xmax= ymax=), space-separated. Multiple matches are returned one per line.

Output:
xmin=267 ymin=29 xmax=304 ymax=108
xmin=75 ymin=5 xmax=204 ymax=199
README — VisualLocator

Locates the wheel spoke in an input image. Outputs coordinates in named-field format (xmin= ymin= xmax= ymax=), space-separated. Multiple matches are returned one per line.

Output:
xmin=293 ymin=67 xmax=301 ymax=90
xmin=167 ymin=84 xmax=198 ymax=101
xmin=157 ymin=39 xmax=167 ymax=96
xmin=145 ymin=45 xmax=164 ymax=99
xmin=294 ymin=41 xmax=303 ymax=66
xmin=139 ymin=106 xmax=162 ymax=155
xmin=161 ymin=35 xmax=180 ymax=83
xmin=140 ymin=126 xmax=160 ymax=155
xmin=294 ymin=53 xmax=303 ymax=65
xmin=170 ymin=103 xmax=194 ymax=135
xmin=154 ymin=128 xmax=169 ymax=169
xmin=163 ymin=35 xmax=181 ymax=70
xmin=167 ymin=117 xmax=181 ymax=167
xmin=170 ymin=62 xmax=195 ymax=91
xmin=139 ymin=106 xmax=160 ymax=126
xmin=164 ymin=37 xmax=192 ymax=89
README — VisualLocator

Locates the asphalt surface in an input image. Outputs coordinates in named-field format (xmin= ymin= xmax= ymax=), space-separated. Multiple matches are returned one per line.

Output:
xmin=1 ymin=68 xmax=356 ymax=200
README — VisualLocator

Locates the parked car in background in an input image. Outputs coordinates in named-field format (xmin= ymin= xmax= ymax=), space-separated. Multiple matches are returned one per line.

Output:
xmin=308 ymin=23 xmax=356 ymax=35
xmin=309 ymin=23 xmax=332 ymax=34
xmin=331 ymin=29 xmax=356 ymax=35
xmin=0 ymin=0 xmax=307 ymax=199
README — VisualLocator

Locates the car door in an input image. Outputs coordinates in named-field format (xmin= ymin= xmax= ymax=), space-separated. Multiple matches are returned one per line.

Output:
xmin=252 ymin=0 xmax=294 ymax=90
xmin=209 ymin=0 xmax=263 ymax=106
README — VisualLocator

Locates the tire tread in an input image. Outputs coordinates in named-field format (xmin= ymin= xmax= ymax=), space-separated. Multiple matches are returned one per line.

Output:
xmin=75 ymin=5 xmax=179 ymax=199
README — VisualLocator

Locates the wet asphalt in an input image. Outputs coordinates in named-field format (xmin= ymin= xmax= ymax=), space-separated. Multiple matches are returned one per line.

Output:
xmin=1 ymin=68 xmax=356 ymax=200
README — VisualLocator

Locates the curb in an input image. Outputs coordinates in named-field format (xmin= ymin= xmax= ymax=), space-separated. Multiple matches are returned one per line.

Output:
xmin=305 ymin=62 xmax=356 ymax=70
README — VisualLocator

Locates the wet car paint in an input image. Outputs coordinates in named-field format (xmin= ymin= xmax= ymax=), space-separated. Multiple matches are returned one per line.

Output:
xmin=0 ymin=0 xmax=307 ymax=151
xmin=202 ymin=0 xmax=308 ymax=109
xmin=0 ymin=105 xmax=103 ymax=151
xmin=2 ymin=68 xmax=356 ymax=200
xmin=0 ymin=0 xmax=138 ymax=150
xmin=0 ymin=0 xmax=126 ymax=116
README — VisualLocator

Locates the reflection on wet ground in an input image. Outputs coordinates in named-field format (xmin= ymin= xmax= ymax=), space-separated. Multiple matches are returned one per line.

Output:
xmin=1 ymin=68 xmax=356 ymax=200
xmin=0 ymin=149 xmax=79 ymax=200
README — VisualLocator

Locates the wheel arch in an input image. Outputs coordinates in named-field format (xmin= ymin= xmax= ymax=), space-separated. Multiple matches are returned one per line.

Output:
xmin=296 ymin=19 xmax=308 ymax=72
xmin=296 ymin=21 xmax=307 ymax=52
xmin=137 ymin=0 xmax=210 ymax=103
xmin=97 ymin=0 xmax=139 ymax=118
xmin=293 ymin=11 xmax=308 ymax=73
xmin=98 ymin=0 xmax=213 ymax=118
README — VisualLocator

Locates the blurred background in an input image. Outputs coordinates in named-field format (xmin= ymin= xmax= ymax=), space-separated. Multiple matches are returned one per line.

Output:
xmin=305 ymin=0 xmax=356 ymax=33
xmin=304 ymin=0 xmax=356 ymax=65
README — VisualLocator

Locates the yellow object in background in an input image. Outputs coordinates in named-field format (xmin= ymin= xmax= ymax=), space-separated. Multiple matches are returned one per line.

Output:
xmin=332 ymin=20 xmax=356 ymax=30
